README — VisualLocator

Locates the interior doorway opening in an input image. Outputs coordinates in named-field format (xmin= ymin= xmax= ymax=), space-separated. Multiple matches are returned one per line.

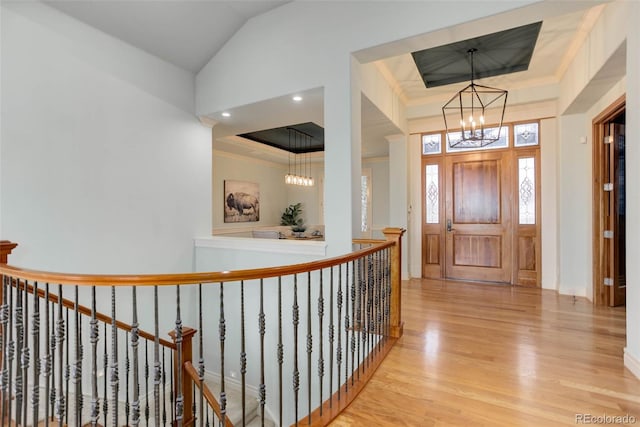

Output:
xmin=593 ymin=96 xmax=626 ymax=306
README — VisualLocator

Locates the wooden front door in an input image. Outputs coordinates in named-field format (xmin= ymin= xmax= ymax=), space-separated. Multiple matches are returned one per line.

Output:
xmin=444 ymin=151 xmax=512 ymax=283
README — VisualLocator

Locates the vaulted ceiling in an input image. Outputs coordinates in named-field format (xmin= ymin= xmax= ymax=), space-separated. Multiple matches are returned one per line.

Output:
xmin=43 ymin=1 xmax=607 ymax=161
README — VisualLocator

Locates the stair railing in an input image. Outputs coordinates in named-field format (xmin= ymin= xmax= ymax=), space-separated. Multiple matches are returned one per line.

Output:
xmin=0 ymin=228 xmax=404 ymax=427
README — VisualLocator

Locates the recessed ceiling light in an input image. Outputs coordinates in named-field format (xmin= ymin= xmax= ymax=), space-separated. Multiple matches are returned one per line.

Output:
xmin=292 ymin=95 xmax=303 ymax=102
xmin=221 ymin=112 xmax=231 ymax=117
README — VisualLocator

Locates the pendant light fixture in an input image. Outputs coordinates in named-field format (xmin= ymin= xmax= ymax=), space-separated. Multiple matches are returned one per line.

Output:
xmin=285 ymin=127 xmax=314 ymax=187
xmin=442 ymin=48 xmax=508 ymax=148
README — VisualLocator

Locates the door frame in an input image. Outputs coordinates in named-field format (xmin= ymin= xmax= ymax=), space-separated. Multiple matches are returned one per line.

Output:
xmin=592 ymin=95 xmax=625 ymax=306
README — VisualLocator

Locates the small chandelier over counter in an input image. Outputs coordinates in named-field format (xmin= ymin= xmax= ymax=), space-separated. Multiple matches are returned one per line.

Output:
xmin=442 ymin=48 xmax=508 ymax=148
xmin=285 ymin=127 xmax=314 ymax=187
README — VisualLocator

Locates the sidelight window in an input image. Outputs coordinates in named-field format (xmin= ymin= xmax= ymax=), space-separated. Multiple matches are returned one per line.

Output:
xmin=425 ymin=164 xmax=439 ymax=224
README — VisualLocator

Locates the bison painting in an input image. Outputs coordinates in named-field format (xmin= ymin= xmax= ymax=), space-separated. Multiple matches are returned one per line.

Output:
xmin=224 ymin=181 xmax=260 ymax=223
xmin=226 ymin=192 xmax=259 ymax=215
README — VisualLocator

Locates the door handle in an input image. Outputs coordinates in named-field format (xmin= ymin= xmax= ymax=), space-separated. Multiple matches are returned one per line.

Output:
xmin=447 ymin=219 xmax=455 ymax=232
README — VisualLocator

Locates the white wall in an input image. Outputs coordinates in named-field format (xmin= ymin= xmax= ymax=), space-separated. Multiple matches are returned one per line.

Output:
xmin=556 ymin=113 xmax=591 ymax=297
xmin=196 ymin=0 xmax=537 ymax=256
xmin=1 ymin=2 xmax=211 ymax=274
xmin=286 ymin=162 xmax=324 ymax=227
xmin=213 ymin=150 xmax=288 ymax=231
xmin=540 ymin=118 xmax=559 ymax=290
xmin=362 ymin=157 xmax=390 ymax=237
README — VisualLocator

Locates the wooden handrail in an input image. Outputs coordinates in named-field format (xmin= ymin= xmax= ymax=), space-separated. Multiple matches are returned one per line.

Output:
xmin=352 ymin=238 xmax=385 ymax=245
xmin=0 ymin=230 xmax=405 ymax=426
xmin=0 ymin=240 xmax=394 ymax=286
xmin=184 ymin=361 xmax=234 ymax=427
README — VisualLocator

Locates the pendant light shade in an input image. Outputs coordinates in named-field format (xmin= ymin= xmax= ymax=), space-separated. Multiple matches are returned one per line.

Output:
xmin=442 ymin=48 xmax=508 ymax=148
xmin=285 ymin=127 xmax=314 ymax=187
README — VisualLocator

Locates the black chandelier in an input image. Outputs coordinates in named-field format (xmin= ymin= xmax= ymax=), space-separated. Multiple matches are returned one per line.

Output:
xmin=442 ymin=48 xmax=508 ymax=148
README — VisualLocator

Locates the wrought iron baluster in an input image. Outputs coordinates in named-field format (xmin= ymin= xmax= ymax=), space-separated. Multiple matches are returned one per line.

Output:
xmin=329 ymin=266 xmax=335 ymax=408
xmin=132 ymin=287 xmax=141 ymax=427
xmin=78 ymin=315 xmax=84 ymax=421
xmin=336 ymin=264 xmax=343 ymax=401
xmin=198 ymin=283 xmax=204 ymax=427
xmin=240 ymin=280 xmax=246 ymax=426
xmin=357 ymin=258 xmax=363 ymax=381
xmin=375 ymin=251 xmax=380 ymax=349
xmin=74 ymin=286 xmax=82 ymax=427
xmin=379 ymin=249 xmax=384 ymax=339
xmin=56 ymin=285 xmax=66 ymax=425
xmin=21 ymin=279 xmax=29 ymax=427
xmin=110 ymin=286 xmax=119 ymax=427
xmin=90 ymin=286 xmax=100 ymax=427
xmin=191 ymin=386 xmax=196 ymax=426
xmin=145 ymin=340 xmax=150 ymax=425
xmin=362 ymin=257 xmax=368 ymax=374
xmin=0 ymin=276 xmax=7 ymax=425
xmin=65 ymin=307 xmax=70 ymax=426
xmin=386 ymin=248 xmax=391 ymax=339
xmin=218 ymin=282 xmax=227 ymax=426
xmin=126 ymin=330 xmax=130 ymax=426
xmin=306 ymin=271 xmax=312 ymax=421
xmin=367 ymin=253 xmax=373 ymax=366
xmin=259 ymin=278 xmax=266 ymax=425
xmin=15 ymin=278 xmax=24 ymax=426
xmin=50 ymin=295 xmax=56 ymax=425
xmin=317 ymin=270 xmax=324 ymax=416
xmin=162 ymin=347 xmax=167 ymax=426
xmin=292 ymin=274 xmax=299 ymax=425
xmin=154 ymin=286 xmax=161 ymax=427
xmin=350 ymin=260 xmax=356 ymax=387
xmin=377 ymin=251 xmax=383 ymax=345
xmin=170 ymin=344 xmax=175 ymax=424
xmin=175 ymin=285 xmax=184 ymax=426
xmin=103 ymin=322 xmax=108 ymax=427
xmin=0 ymin=276 xmax=8 ymax=425
xmin=278 ymin=276 xmax=283 ymax=427
xmin=6 ymin=279 xmax=14 ymax=425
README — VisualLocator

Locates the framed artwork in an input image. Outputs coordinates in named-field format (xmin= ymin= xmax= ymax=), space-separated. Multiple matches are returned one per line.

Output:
xmin=224 ymin=180 xmax=260 ymax=223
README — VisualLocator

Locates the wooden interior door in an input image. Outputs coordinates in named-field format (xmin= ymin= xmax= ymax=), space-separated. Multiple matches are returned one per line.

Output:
xmin=444 ymin=151 xmax=512 ymax=283
xmin=604 ymin=122 xmax=626 ymax=306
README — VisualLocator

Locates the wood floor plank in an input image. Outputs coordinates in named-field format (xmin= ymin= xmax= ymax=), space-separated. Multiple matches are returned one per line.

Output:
xmin=331 ymin=279 xmax=640 ymax=426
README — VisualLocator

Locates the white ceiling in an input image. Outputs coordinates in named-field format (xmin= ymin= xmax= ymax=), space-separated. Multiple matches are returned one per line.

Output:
xmin=43 ymin=1 xmax=607 ymax=162
xmin=45 ymin=0 xmax=290 ymax=73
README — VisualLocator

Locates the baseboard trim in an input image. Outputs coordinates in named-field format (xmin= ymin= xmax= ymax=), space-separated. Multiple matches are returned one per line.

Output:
xmin=624 ymin=348 xmax=640 ymax=380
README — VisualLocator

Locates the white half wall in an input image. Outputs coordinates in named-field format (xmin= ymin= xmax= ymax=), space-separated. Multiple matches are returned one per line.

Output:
xmin=1 ymin=2 xmax=211 ymax=274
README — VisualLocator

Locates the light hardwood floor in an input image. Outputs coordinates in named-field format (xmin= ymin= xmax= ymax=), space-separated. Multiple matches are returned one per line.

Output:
xmin=331 ymin=279 xmax=640 ymax=426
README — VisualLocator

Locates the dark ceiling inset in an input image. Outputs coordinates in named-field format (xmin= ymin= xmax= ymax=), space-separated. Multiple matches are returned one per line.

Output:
xmin=412 ymin=21 xmax=543 ymax=88
xmin=239 ymin=122 xmax=324 ymax=154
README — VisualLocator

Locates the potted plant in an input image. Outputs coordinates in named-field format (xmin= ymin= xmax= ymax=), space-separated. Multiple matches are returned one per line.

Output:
xmin=281 ymin=203 xmax=306 ymax=237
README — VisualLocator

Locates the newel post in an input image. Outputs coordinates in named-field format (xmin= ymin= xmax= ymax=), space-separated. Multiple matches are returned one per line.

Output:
xmin=169 ymin=327 xmax=197 ymax=426
xmin=0 ymin=241 xmax=17 ymax=265
xmin=382 ymin=228 xmax=405 ymax=338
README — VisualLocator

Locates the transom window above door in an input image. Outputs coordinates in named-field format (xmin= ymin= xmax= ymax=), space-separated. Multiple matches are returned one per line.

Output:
xmin=422 ymin=122 xmax=539 ymax=155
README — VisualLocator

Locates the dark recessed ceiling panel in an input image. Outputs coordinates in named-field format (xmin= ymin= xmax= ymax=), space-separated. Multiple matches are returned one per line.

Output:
xmin=412 ymin=21 xmax=543 ymax=88
xmin=239 ymin=122 xmax=324 ymax=154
